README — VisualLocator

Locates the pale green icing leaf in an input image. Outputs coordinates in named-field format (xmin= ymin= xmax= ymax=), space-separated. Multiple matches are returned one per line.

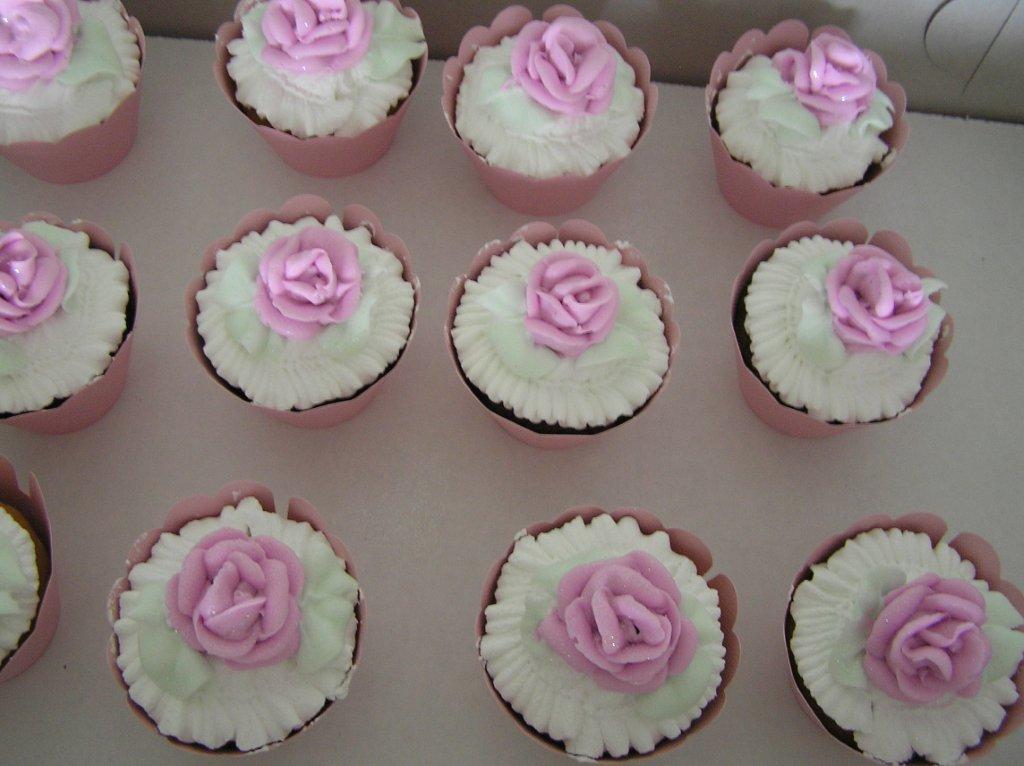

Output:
xmin=982 ymin=624 xmax=1024 ymax=683
xmin=215 ymin=256 xmax=259 ymax=310
xmin=296 ymin=605 xmax=353 ymax=673
xmin=797 ymin=297 xmax=847 ymax=371
xmin=905 ymin=302 xmax=946 ymax=360
xmin=477 ymin=282 xmax=526 ymax=319
xmin=853 ymin=90 xmax=894 ymax=136
xmin=487 ymin=320 xmax=560 ymax=379
xmin=985 ymin=590 xmax=1024 ymax=629
xmin=574 ymin=326 xmax=645 ymax=370
xmin=683 ymin=596 xmax=721 ymax=645
xmin=831 ymin=646 xmax=869 ymax=689
xmin=364 ymin=1 xmax=427 ymax=80
xmin=759 ymin=98 xmax=822 ymax=140
xmin=295 ymin=542 xmax=359 ymax=673
xmin=59 ymin=250 xmax=81 ymax=309
xmin=57 ymin=17 xmax=124 ymax=86
xmin=636 ymin=649 xmax=716 ymax=720
xmin=318 ymin=295 xmax=375 ymax=357
xmin=226 ymin=307 xmax=270 ymax=355
xmin=921 ymin=278 xmax=946 ymax=298
xmin=0 ymin=339 xmax=28 ymax=378
xmin=138 ymin=624 xmax=213 ymax=700
xmin=0 ymin=591 xmax=18 ymax=615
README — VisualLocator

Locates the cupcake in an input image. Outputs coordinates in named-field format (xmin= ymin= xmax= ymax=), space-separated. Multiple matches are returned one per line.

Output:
xmin=0 ymin=1 xmax=144 ymax=184
xmin=446 ymin=220 xmax=678 ymax=449
xmin=0 ymin=455 xmax=58 ymax=684
xmin=477 ymin=507 xmax=739 ymax=759
xmin=108 ymin=481 xmax=363 ymax=753
xmin=443 ymin=5 xmax=657 ymax=216
xmin=732 ymin=219 xmax=952 ymax=438
xmin=188 ymin=195 xmax=418 ymax=428
xmin=0 ymin=213 xmax=136 ymax=435
xmin=707 ymin=20 xmax=908 ymax=227
xmin=787 ymin=513 xmax=1024 ymax=764
xmin=216 ymin=0 xmax=427 ymax=177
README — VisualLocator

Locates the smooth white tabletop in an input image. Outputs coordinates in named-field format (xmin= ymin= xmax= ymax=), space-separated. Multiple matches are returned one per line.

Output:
xmin=1 ymin=37 xmax=1022 ymax=765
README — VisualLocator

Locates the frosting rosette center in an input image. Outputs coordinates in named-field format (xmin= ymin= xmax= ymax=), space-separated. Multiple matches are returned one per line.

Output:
xmin=0 ymin=0 xmax=79 ymax=91
xmin=165 ymin=527 xmax=305 ymax=670
xmin=825 ymin=244 xmax=930 ymax=354
xmin=510 ymin=17 xmax=617 ymax=116
xmin=771 ymin=32 xmax=876 ymax=127
xmin=260 ymin=0 xmax=373 ymax=73
xmin=864 ymin=572 xmax=991 ymax=705
xmin=524 ymin=251 xmax=619 ymax=357
xmin=0 ymin=227 xmax=67 ymax=336
xmin=254 ymin=227 xmax=362 ymax=340
xmin=537 ymin=551 xmax=699 ymax=693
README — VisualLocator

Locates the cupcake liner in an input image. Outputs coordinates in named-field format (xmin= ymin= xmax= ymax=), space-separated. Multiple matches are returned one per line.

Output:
xmin=186 ymin=194 xmax=420 ymax=429
xmin=106 ymin=480 xmax=364 ymax=755
xmin=445 ymin=219 xmax=680 ymax=449
xmin=706 ymin=20 xmax=909 ymax=228
xmin=214 ymin=0 xmax=426 ymax=178
xmin=0 ymin=213 xmax=138 ymax=435
xmin=785 ymin=513 xmax=1024 ymax=763
xmin=0 ymin=15 xmax=144 ymax=184
xmin=0 ymin=456 xmax=59 ymax=684
xmin=442 ymin=4 xmax=658 ymax=216
xmin=730 ymin=218 xmax=953 ymax=438
xmin=476 ymin=506 xmax=739 ymax=760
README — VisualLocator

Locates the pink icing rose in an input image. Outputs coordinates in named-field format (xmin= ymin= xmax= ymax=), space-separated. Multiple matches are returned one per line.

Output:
xmin=510 ymin=17 xmax=617 ymax=116
xmin=253 ymin=227 xmax=362 ymax=341
xmin=825 ymin=244 xmax=932 ymax=355
xmin=771 ymin=32 xmax=877 ymax=127
xmin=0 ymin=228 xmax=68 ymax=336
xmin=524 ymin=252 xmax=619 ymax=358
xmin=165 ymin=527 xmax=305 ymax=670
xmin=864 ymin=573 xmax=991 ymax=705
xmin=261 ymin=0 xmax=373 ymax=74
xmin=0 ymin=0 xmax=79 ymax=92
xmin=536 ymin=551 xmax=700 ymax=694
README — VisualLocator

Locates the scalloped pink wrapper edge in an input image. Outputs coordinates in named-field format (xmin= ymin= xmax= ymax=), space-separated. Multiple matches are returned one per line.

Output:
xmin=0 ymin=456 xmax=59 ymax=683
xmin=214 ymin=0 xmax=426 ymax=178
xmin=441 ymin=4 xmax=659 ymax=216
xmin=730 ymin=218 xmax=952 ymax=438
xmin=106 ymin=480 xmax=364 ymax=756
xmin=475 ymin=506 xmax=739 ymax=760
xmin=0 ymin=16 xmax=144 ymax=184
xmin=1 ymin=213 xmax=138 ymax=434
xmin=186 ymin=194 xmax=420 ymax=429
xmin=705 ymin=20 xmax=909 ymax=228
xmin=785 ymin=513 xmax=1024 ymax=763
xmin=444 ymin=219 xmax=680 ymax=449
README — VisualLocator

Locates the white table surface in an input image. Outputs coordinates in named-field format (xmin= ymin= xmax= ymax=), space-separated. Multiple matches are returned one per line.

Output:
xmin=1 ymin=36 xmax=1022 ymax=766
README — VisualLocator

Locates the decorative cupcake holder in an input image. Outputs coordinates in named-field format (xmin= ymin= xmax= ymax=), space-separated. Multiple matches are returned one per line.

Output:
xmin=186 ymin=194 xmax=420 ymax=429
xmin=445 ymin=219 xmax=680 ymax=449
xmin=106 ymin=480 xmax=364 ymax=755
xmin=476 ymin=507 xmax=740 ymax=760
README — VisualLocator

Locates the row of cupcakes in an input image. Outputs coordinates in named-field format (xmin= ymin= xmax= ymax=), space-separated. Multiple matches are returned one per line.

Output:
xmin=1 ymin=461 xmax=1020 ymax=762
xmin=0 ymin=197 xmax=951 ymax=441
xmin=2 ymin=2 xmax=906 ymax=224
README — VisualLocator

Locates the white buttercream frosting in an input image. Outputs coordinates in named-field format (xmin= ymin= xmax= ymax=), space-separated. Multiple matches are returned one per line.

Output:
xmin=227 ymin=1 xmax=426 ymax=138
xmin=114 ymin=497 xmax=360 ymax=752
xmin=0 ymin=221 xmax=130 ymax=416
xmin=452 ymin=239 xmax=669 ymax=430
xmin=743 ymin=235 xmax=943 ymax=424
xmin=480 ymin=514 xmax=726 ymax=759
xmin=715 ymin=55 xmax=893 ymax=193
xmin=455 ymin=36 xmax=644 ymax=179
xmin=0 ymin=505 xmax=40 ymax=665
xmin=195 ymin=215 xmax=415 ymax=411
xmin=791 ymin=527 xmax=1024 ymax=765
xmin=0 ymin=1 xmax=140 ymax=145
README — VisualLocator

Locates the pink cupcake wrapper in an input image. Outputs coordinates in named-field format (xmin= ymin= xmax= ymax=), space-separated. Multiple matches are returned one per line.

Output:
xmin=186 ymin=194 xmax=420 ymax=429
xmin=106 ymin=480 xmax=364 ymax=755
xmin=445 ymin=219 xmax=680 ymax=449
xmin=0 ymin=14 xmax=144 ymax=184
xmin=786 ymin=513 xmax=1024 ymax=763
xmin=0 ymin=455 xmax=59 ymax=684
xmin=476 ymin=506 xmax=739 ymax=760
xmin=0 ymin=213 xmax=137 ymax=435
xmin=214 ymin=0 xmax=426 ymax=178
xmin=706 ymin=20 xmax=909 ymax=228
xmin=442 ymin=4 xmax=658 ymax=216
xmin=730 ymin=218 xmax=952 ymax=438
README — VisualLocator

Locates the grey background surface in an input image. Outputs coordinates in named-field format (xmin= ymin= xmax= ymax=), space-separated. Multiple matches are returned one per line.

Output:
xmin=1 ymin=34 xmax=1023 ymax=766
xmin=123 ymin=0 xmax=1024 ymax=122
